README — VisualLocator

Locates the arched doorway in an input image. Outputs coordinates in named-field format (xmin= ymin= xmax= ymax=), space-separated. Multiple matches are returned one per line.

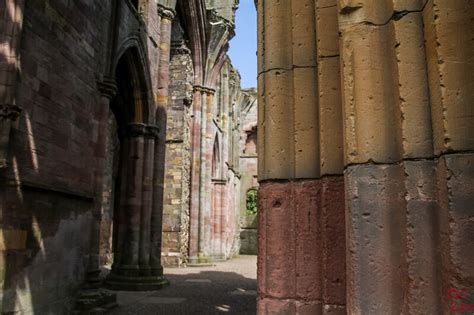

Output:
xmin=103 ymin=48 xmax=167 ymax=290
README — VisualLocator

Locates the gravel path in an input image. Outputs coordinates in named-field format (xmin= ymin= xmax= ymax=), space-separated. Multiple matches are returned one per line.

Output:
xmin=108 ymin=255 xmax=257 ymax=315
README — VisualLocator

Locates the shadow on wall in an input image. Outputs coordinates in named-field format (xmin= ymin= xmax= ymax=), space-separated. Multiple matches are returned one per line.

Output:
xmin=109 ymin=269 xmax=257 ymax=314
xmin=1 ymin=2 xmax=94 ymax=313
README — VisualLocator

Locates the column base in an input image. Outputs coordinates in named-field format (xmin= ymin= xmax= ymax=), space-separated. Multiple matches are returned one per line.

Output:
xmin=187 ymin=255 xmax=215 ymax=267
xmin=104 ymin=270 xmax=169 ymax=291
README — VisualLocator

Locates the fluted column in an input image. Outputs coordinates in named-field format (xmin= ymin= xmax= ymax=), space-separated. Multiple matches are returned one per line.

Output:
xmin=337 ymin=0 xmax=472 ymax=313
xmin=189 ymin=88 xmax=203 ymax=261
xmin=150 ymin=4 xmax=174 ymax=275
xmin=105 ymin=123 xmax=167 ymax=290
xmin=84 ymin=78 xmax=117 ymax=288
xmin=189 ymin=86 xmax=215 ymax=265
xmin=257 ymin=0 xmax=346 ymax=313
xmin=423 ymin=1 xmax=474 ymax=313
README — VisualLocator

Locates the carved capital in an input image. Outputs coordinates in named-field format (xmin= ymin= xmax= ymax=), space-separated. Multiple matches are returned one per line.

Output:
xmin=157 ymin=4 xmax=175 ymax=20
xmin=193 ymin=85 xmax=215 ymax=95
xmin=146 ymin=124 xmax=160 ymax=138
xmin=0 ymin=103 xmax=21 ymax=121
xmin=171 ymin=46 xmax=191 ymax=56
xmin=124 ymin=123 xmax=147 ymax=138
xmin=123 ymin=123 xmax=160 ymax=138
xmin=97 ymin=78 xmax=117 ymax=99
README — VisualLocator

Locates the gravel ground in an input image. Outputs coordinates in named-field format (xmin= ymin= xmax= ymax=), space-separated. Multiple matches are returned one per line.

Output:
xmin=108 ymin=255 xmax=257 ymax=315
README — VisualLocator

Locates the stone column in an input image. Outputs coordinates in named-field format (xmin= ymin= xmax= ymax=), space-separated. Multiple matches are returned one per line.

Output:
xmin=257 ymin=0 xmax=346 ymax=313
xmin=211 ymin=179 xmax=226 ymax=260
xmin=315 ymin=2 xmax=347 ymax=312
xmin=189 ymin=88 xmax=202 ymax=262
xmin=423 ymin=1 xmax=474 ymax=313
xmin=105 ymin=123 xmax=167 ymax=290
xmin=139 ymin=126 xmax=158 ymax=274
xmin=74 ymin=79 xmax=118 ymax=314
xmin=0 ymin=0 xmax=25 ymax=167
xmin=150 ymin=4 xmax=174 ymax=275
xmin=338 ymin=0 xmax=473 ymax=313
xmin=188 ymin=86 xmax=216 ymax=265
xmin=203 ymin=90 xmax=215 ymax=260
xmin=84 ymin=78 xmax=117 ymax=288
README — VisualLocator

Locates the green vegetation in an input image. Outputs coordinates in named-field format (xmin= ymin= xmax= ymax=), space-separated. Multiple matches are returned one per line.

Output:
xmin=246 ymin=189 xmax=258 ymax=216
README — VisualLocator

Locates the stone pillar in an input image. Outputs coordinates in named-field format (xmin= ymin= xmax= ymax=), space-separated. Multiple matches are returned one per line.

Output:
xmin=105 ymin=123 xmax=167 ymax=290
xmin=189 ymin=88 xmax=202 ymax=262
xmin=139 ymin=127 xmax=158 ymax=273
xmin=0 ymin=0 xmax=25 ymax=167
xmin=74 ymin=79 xmax=118 ymax=313
xmin=211 ymin=180 xmax=226 ymax=260
xmin=189 ymin=86 xmax=216 ymax=265
xmin=423 ymin=1 xmax=474 ymax=313
xmin=150 ymin=4 xmax=174 ymax=275
xmin=257 ymin=0 xmax=346 ymax=313
xmin=338 ymin=1 xmax=474 ymax=313
xmin=85 ymin=78 xmax=117 ymax=287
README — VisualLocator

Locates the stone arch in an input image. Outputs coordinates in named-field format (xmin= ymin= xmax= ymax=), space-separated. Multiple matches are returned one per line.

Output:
xmin=103 ymin=46 xmax=167 ymax=291
xmin=114 ymin=37 xmax=154 ymax=124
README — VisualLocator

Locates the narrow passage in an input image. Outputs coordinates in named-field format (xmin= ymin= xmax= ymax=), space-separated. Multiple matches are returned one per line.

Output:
xmin=109 ymin=255 xmax=257 ymax=314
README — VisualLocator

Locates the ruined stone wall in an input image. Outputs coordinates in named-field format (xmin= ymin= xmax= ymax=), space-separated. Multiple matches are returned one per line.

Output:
xmin=257 ymin=0 xmax=474 ymax=314
xmin=162 ymin=48 xmax=194 ymax=267
xmin=238 ymin=89 xmax=258 ymax=255
xmin=0 ymin=1 xmax=112 ymax=312
xmin=0 ymin=0 xmax=168 ymax=311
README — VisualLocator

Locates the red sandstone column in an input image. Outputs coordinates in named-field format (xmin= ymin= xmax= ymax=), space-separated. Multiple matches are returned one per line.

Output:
xmin=120 ymin=124 xmax=145 ymax=271
xmin=423 ymin=2 xmax=474 ymax=312
xmin=211 ymin=180 xmax=225 ymax=259
xmin=139 ymin=127 xmax=158 ymax=274
xmin=188 ymin=88 xmax=202 ymax=262
xmin=200 ymin=91 xmax=214 ymax=260
xmin=189 ymin=87 xmax=215 ymax=264
xmin=106 ymin=124 xmax=167 ymax=290
xmin=219 ymin=181 xmax=227 ymax=258
xmin=150 ymin=6 xmax=174 ymax=274
xmin=86 ymin=78 xmax=117 ymax=287
xmin=257 ymin=0 xmax=347 ymax=313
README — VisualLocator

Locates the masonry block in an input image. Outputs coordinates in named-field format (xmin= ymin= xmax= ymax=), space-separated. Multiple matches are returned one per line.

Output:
xmin=437 ymin=153 xmax=474 ymax=313
xmin=345 ymin=164 xmax=406 ymax=314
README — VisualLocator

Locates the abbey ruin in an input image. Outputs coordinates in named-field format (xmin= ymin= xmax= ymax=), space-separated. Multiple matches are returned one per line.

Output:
xmin=0 ymin=0 xmax=472 ymax=314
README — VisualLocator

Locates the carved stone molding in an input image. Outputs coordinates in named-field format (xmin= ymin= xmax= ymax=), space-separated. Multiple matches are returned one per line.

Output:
xmin=193 ymin=85 xmax=216 ymax=95
xmin=123 ymin=123 xmax=160 ymax=138
xmin=170 ymin=46 xmax=191 ymax=56
xmin=0 ymin=103 xmax=21 ymax=121
xmin=157 ymin=4 xmax=175 ymax=20
xmin=97 ymin=78 xmax=118 ymax=99
xmin=146 ymin=124 xmax=160 ymax=138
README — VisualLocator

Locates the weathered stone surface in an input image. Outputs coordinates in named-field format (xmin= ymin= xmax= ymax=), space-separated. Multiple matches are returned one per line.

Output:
xmin=345 ymin=164 xmax=406 ymax=314
xmin=394 ymin=12 xmax=434 ymax=159
xmin=238 ymin=89 xmax=258 ymax=255
xmin=318 ymin=57 xmax=343 ymax=175
xmin=404 ymin=160 xmax=441 ymax=314
xmin=340 ymin=22 xmax=403 ymax=165
xmin=258 ymin=179 xmax=346 ymax=314
xmin=321 ymin=177 xmax=346 ymax=309
xmin=437 ymin=153 xmax=474 ymax=313
xmin=423 ymin=0 xmax=474 ymax=154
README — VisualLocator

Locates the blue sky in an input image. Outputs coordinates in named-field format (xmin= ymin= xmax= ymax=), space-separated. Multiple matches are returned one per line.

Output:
xmin=228 ymin=0 xmax=257 ymax=88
